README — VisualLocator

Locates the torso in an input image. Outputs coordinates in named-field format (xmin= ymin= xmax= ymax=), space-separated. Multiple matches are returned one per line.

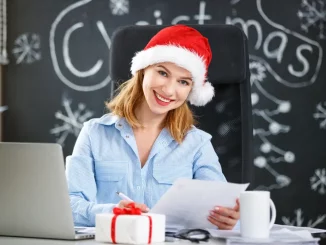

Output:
xmin=133 ymin=128 xmax=162 ymax=167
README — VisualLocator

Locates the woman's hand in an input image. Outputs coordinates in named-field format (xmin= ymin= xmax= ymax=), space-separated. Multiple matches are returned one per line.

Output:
xmin=207 ymin=199 xmax=240 ymax=230
xmin=117 ymin=200 xmax=150 ymax=213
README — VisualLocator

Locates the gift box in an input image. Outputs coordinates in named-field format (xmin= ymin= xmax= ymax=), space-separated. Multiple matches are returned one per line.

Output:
xmin=95 ymin=203 xmax=166 ymax=244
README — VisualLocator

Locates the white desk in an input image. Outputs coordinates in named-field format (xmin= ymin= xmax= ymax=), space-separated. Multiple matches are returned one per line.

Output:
xmin=0 ymin=237 xmax=226 ymax=245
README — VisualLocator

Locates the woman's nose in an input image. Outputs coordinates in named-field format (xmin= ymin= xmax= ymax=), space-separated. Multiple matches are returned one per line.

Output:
xmin=161 ymin=80 xmax=175 ymax=97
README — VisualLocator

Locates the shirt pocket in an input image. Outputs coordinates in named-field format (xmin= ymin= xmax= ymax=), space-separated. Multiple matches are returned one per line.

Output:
xmin=152 ymin=163 xmax=193 ymax=185
xmin=95 ymin=160 xmax=128 ymax=182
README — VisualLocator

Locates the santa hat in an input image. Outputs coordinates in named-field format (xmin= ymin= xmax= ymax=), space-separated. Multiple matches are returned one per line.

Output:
xmin=130 ymin=25 xmax=214 ymax=106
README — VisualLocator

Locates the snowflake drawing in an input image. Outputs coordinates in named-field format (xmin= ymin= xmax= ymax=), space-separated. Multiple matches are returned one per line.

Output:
xmin=110 ymin=0 xmax=129 ymax=16
xmin=12 ymin=33 xmax=41 ymax=64
xmin=313 ymin=101 xmax=326 ymax=129
xmin=50 ymin=98 xmax=94 ymax=146
xmin=282 ymin=209 xmax=326 ymax=227
xmin=250 ymin=59 xmax=294 ymax=191
xmin=297 ymin=0 xmax=326 ymax=39
xmin=230 ymin=0 xmax=241 ymax=5
xmin=249 ymin=61 xmax=267 ymax=86
xmin=310 ymin=168 xmax=326 ymax=194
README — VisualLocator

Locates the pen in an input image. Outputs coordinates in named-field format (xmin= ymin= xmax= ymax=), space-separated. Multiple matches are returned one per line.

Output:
xmin=116 ymin=191 xmax=134 ymax=202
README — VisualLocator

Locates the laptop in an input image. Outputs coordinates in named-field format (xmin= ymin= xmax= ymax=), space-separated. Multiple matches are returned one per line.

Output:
xmin=0 ymin=142 xmax=95 ymax=240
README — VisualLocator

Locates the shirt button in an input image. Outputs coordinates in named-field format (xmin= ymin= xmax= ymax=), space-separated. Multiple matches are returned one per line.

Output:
xmin=118 ymin=124 xmax=122 ymax=127
xmin=136 ymin=186 xmax=141 ymax=190
xmin=126 ymin=135 xmax=129 ymax=138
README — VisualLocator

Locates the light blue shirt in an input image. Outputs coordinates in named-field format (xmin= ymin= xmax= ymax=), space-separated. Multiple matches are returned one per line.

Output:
xmin=65 ymin=113 xmax=227 ymax=227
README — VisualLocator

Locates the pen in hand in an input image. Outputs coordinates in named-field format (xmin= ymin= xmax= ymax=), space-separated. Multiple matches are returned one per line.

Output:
xmin=116 ymin=191 xmax=134 ymax=202
xmin=116 ymin=191 xmax=149 ymax=212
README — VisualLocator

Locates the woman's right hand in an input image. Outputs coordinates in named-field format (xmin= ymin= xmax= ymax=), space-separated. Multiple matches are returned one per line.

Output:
xmin=117 ymin=200 xmax=150 ymax=213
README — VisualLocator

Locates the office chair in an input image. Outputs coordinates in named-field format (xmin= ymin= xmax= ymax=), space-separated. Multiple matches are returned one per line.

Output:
xmin=109 ymin=24 xmax=253 ymax=186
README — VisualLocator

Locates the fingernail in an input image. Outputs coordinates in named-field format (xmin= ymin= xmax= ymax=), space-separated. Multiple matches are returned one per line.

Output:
xmin=146 ymin=207 xmax=150 ymax=211
xmin=215 ymin=207 xmax=219 ymax=211
xmin=210 ymin=211 xmax=214 ymax=215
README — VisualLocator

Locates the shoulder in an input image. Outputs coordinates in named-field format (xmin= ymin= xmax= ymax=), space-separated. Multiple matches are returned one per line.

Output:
xmin=183 ymin=125 xmax=212 ymax=146
xmin=83 ymin=113 xmax=120 ymax=131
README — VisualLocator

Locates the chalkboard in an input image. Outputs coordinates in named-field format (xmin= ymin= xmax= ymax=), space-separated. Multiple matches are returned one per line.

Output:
xmin=3 ymin=0 xmax=326 ymax=229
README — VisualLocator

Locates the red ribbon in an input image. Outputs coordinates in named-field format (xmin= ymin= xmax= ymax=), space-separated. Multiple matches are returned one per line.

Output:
xmin=111 ymin=203 xmax=152 ymax=244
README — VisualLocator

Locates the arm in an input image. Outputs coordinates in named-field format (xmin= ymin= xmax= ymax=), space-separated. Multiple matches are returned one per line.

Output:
xmin=192 ymin=139 xmax=226 ymax=182
xmin=65 ymin=121 xmax=116 ymax=227
xmin=192 ymin=139 xmax=240 ymax=230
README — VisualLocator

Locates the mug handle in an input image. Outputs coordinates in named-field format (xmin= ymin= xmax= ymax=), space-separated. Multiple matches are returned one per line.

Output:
xmin=269 ymin=199 xmax=277 ymax=229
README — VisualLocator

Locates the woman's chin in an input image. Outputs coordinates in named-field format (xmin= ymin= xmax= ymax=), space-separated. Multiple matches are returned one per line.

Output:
xmin=150 ymin=109 xmax=169 ymax=116
xmin=148 ymin=104 xmax=170 ymax=115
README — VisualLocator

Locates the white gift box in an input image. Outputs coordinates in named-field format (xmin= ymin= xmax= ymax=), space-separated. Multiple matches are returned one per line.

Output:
xmin=95 ymin=213 xmax=166 ymax=244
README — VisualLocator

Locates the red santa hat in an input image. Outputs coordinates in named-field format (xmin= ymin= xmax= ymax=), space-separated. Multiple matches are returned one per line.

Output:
xmin=130 ymin=25 xmax=214 ymax=106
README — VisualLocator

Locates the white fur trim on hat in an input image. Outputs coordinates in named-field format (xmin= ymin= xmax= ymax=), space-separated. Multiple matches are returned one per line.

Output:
xmin=188 ymin=80 xmax=215 ymax=106
xmin=130 ymin=45 xmax=214 ymax=106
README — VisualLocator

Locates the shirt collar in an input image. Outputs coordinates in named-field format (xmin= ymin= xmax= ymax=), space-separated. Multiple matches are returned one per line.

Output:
xmin=96 ymin=113 xmax=184 ymax=145
xmin=158 ymin=127 xmax=175 ymax=147
xmin=95 ymin=113 xmax=120 ymax=126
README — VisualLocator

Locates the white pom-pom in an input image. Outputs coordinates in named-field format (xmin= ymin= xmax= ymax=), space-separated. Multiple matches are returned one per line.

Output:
xmin=188 ymin=81 xmax=215 ymax=106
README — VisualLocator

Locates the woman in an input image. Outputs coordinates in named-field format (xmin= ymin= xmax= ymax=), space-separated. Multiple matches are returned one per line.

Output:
xmin=66 ymin=24 xmax=240 ymax=229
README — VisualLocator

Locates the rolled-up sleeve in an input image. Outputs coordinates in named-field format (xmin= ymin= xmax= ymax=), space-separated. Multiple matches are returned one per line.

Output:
xmin=65 ymin=122 xmax=115 ymax=226
xmin=192 ymin=139 xmax=227 ymax=182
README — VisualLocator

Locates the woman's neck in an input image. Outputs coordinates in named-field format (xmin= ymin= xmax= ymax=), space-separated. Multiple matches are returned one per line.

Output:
xmin=134 ymin=101 xmax=166 ymax=130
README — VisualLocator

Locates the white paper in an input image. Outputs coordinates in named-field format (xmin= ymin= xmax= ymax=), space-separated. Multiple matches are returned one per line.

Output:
xmin=208 ymin=225 xmax=326 ymax=239
xmin=207 ymin=228 xmax=241 ymax=239
xmin=150 ymin=178 xmax=249 ymax=229
xmin=209 ymin=228 xmax=320 ymax=244
xmin=272 ymin=224 xmax=326 ymax=234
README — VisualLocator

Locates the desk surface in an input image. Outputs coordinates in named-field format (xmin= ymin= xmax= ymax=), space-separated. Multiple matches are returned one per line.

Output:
xmin=0 ymin=237 xmax=226 ymax=245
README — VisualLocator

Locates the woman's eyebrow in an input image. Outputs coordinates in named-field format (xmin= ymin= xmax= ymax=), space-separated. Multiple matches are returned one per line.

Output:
xmin=157 ymin=65 xmax=171 ymax=74
xmin=179 ymin=76 xmax=193 ymax=81
xmin=157 ymin=65 xmax=192 ymax=81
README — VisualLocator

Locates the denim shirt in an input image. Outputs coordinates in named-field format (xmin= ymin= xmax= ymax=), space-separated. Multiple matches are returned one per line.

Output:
xmin=65 ymin=113 xmax=227 ymax=227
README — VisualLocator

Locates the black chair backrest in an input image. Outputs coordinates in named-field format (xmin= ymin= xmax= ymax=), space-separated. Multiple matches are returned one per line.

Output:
xmin=109 ymin=24 xmax=253 ymax=185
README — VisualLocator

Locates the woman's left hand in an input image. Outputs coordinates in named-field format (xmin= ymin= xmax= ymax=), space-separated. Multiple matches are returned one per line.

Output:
xmin=207 ymin=199 xmax=240 ymax=230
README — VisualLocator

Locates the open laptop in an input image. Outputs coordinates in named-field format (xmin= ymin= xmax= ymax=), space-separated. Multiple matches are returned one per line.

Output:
xmin=0 ymin=142 xmax=95 ymax=240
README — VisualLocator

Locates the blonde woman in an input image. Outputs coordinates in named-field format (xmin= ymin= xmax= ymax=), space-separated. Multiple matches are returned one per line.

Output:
xmin=66 ymin=25 xmax=240 ymax=229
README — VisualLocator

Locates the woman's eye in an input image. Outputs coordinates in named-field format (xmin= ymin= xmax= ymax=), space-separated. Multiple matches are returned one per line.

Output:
xmin=179 ymin=80 xmax=190 ymax=86
xmin=158 ymin=70 xmax=168 ymax=77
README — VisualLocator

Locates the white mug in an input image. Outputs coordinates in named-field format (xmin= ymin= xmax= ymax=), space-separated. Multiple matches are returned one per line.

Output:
xmin=240 ymin=191 xmax=276 ymax=239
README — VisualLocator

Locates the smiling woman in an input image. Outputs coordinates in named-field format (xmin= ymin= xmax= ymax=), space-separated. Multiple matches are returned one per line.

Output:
xmin=148 ymin=63 xmax=193 ymax=108
xmin=107 ymin=61 xmax=195 ymax=144
xmin=65 ymin=24 xmax=240 ymax=230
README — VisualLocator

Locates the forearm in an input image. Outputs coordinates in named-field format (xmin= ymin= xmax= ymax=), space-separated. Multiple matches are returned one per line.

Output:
xmin=70 ymin=193 xmax=116 ymax=227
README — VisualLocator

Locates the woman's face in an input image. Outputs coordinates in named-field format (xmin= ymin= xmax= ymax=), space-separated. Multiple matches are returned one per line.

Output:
xmin=142 ymin=62 xmax=193 ymax=115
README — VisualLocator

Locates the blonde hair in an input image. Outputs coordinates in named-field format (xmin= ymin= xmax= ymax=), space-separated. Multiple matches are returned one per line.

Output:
xmin=106 ymin=70 xmax=197 ymax=143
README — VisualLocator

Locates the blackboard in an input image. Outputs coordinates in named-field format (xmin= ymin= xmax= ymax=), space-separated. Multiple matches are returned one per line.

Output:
xmin=3 ymin=0 xmax=326 ymax=229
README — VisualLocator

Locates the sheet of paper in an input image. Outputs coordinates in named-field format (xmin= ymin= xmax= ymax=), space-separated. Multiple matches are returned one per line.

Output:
xmin=209 ymin=228 xmax=321 ymax=244
xmin=209 ymin=225 xmax=326 ymax=240
xmin=210 ymin=228 xmax=319 ymax=243
xmin=271 ymin=224 xmax=326 ymax=234
xmin=150 ymin=178 xmax=249 ymax=229
xmin=227 ymin=229 xmax=319 ymax=244
xmin=207 ymin=228 xmax=241 ymax=239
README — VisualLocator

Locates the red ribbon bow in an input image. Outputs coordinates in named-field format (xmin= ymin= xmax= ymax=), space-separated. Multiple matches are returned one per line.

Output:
xmin=112 ymin=203 xmax=142 ymax=215
xmin=111 ymin=203 xmax=152 ymax=244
